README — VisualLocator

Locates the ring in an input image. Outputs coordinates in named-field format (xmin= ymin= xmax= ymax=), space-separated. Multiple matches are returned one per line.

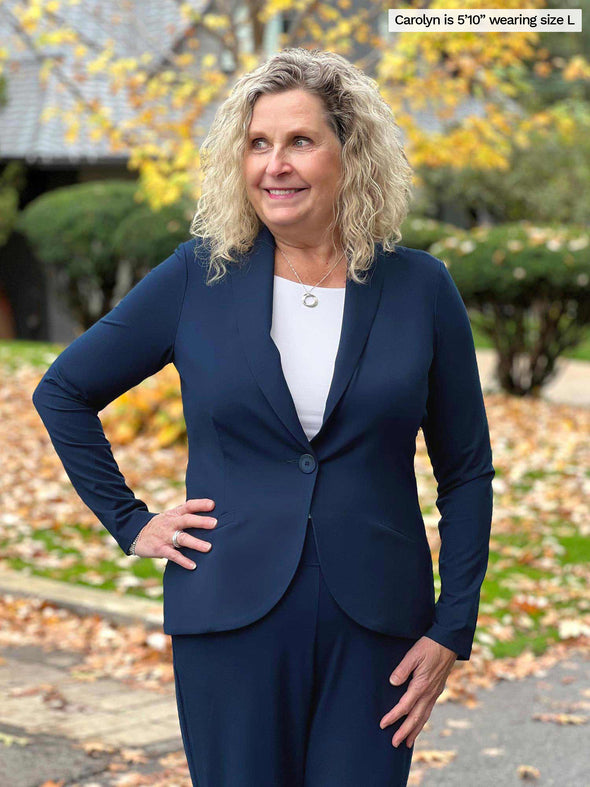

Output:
xmin=172 ymin=529 xmax=183 ymax=548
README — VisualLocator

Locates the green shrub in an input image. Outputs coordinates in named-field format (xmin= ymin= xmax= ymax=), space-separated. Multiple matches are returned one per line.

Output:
xmin=398 ymin=216 xmax=467 ymax=251
xmin=16 ymin=180 xmax=195 ymax=329
xmin=0 ymin=161 xmax=26 ymax=246
xmin=429 ymin=221 xmax=590 ymax=396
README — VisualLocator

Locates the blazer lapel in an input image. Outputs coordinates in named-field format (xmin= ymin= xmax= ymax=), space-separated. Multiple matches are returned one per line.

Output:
xmin=230 ymin=223 xmax=385 ymax=450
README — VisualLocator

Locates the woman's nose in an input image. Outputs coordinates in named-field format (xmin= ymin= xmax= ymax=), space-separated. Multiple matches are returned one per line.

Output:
xmin=265 ymin=148 xmax=293 ymax=176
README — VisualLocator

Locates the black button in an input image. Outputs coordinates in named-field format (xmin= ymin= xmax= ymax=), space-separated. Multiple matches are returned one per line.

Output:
xmin=298 ymin=454 xmax=317 ymax=473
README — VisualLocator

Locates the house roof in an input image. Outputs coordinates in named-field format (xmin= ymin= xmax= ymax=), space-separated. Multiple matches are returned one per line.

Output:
xmin=0 ymin=0 xmax=210 ymax=164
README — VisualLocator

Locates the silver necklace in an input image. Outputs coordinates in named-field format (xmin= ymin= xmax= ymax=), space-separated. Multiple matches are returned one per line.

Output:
xmin=277 ymin=246 xmax=346 ymax=308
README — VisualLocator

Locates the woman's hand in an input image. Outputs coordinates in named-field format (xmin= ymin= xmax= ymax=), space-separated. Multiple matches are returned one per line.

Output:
xmin=379 ymin=636 xmax=458 ymax=748
xmin=133 ymin=498 xmax=218 ymax=569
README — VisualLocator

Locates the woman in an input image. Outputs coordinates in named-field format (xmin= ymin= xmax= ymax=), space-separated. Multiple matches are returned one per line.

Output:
xmin=32 ymin=48 xmax=495 ymax=786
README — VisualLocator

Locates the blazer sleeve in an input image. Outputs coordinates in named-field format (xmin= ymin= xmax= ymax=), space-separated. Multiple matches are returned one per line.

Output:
xmin=420 ymin=258 xmax=495 ymax=661
xmin=31 ymin=243 xmax=189 ymax=557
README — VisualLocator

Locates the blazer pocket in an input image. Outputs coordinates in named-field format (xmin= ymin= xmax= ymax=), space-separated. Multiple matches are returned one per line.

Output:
xmin=373 ymin=519 xmax=428 ymax=549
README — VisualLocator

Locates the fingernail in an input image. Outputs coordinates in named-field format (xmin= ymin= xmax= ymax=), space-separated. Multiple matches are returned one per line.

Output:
xmin=189 ymin=562 xmax=196 ymax=569
xmin=390 ymin=675 xmax=400 ymax=685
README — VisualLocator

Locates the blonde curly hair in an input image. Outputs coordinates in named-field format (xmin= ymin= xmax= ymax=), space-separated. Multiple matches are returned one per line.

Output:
xmin=190 ymin=47 xmax=414 ymax=285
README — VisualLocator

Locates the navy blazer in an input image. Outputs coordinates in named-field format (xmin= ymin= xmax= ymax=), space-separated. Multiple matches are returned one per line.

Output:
xmin=32 ymin=223 xmax=495 ymax=661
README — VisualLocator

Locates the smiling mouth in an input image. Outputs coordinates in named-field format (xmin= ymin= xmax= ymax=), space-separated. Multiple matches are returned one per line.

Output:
xmin=263 ymin=188 xmax=308 ymax=197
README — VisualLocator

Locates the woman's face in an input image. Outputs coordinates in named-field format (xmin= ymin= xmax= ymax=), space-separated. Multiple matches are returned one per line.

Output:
xmin=242 ymin=89 xmax=343 ymax=239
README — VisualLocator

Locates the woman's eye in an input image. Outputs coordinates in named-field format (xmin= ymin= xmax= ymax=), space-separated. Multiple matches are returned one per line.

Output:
xmin=250 ymin=137 xmax=311 ymax=149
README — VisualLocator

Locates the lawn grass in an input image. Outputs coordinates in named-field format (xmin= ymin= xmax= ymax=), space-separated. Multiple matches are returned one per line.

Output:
xmin=0 ymin=521 xmax=165 ymax=600
xmin=1 ymin=551 xmax=165 ymax=601
xmin=557 ymin=534 xmax=590 ymax=564
xmin=0 ymin=339 xmax=66 ymax=371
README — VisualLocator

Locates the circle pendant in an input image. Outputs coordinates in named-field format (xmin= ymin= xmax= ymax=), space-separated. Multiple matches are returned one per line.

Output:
xmin=303 ymin=292 xmax=318 ymax=308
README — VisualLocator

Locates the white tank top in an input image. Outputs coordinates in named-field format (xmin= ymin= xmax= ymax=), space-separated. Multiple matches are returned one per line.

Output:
xmin=270 ymin=275 xmax=346 ymax=441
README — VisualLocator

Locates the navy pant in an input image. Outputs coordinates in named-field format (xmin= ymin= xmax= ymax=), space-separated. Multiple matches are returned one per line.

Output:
xmin=171 ymin=517 xmax=417 ymax=786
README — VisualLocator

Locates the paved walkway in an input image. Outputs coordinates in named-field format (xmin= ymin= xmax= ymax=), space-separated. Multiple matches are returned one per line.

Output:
xmin=0 ymin=642 xmax=183 ymax=786
xmin=0 ymin=574 xmax=176 ymax=785
xmin=413 ymin=647 xmax=590 ymax=787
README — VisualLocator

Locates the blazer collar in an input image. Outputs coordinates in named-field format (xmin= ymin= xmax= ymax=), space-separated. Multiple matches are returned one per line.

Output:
xmin=230 ymin=223 xmax=386 ymax=451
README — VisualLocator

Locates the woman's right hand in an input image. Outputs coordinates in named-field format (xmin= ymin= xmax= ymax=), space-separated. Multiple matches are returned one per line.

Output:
xmin=133 ymin=498 xmax=217 ymax=569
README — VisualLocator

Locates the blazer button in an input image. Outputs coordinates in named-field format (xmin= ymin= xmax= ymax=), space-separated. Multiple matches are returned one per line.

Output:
xmin=298 ymin=453 xmax=317 ymax=473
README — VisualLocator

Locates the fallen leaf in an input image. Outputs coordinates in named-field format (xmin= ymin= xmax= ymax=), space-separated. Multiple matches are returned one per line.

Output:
xmin=0 ymin=731 xmax=30 ymax=747
xmin=532 ymin=712 xmax=588 ymax=724
xmin=517 ymin=764 xmax=541 ymax=780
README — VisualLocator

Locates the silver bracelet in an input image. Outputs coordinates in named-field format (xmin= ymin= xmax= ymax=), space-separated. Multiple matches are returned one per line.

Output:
xmin=128 ymin=532 xmax=141 ymax=556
